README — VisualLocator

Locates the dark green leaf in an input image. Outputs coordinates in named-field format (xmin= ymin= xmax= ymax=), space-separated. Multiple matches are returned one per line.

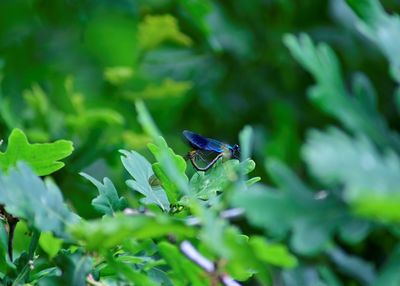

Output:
xmin=53 ymin=250 xmax=92 ymax=286
xmin=327 ymin=247 xmax=376 ymax=285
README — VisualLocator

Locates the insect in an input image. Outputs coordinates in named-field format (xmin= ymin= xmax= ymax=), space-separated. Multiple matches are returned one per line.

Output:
xmin=183 ymin=130 xmax=240 ymax=171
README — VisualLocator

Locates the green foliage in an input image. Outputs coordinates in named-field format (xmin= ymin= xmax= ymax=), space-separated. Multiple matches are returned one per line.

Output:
xmin=233 ymin=160 xmax=370 ymax=255
xmin=0 ymin=129 xmax=73 ymax=175
xmin=158 ymin=241 xmax=205 ymax=286
xmin=284 ymin=34 xmax=400 ymax=152
xmin=53 ymin=250 xmax=92 ymax=286
xmin=69 ymin=214 xmax=195 ymax=251
xmin=39 ymin=232 xmax=63 ymax=259
xmin=346 ymin=0 xmax=400 ymax=82
xmin=138 ymin=15 xmax=192 ymax=50
xmin=303 ymin=127 xmax=400 ymax=221
xmin=80 ymin=173 xmax=128 ymax=216
xmin=148 ymin=138 xmax=188 ymax=204
xmin=121 ymin=149 xmax=171 ymax=212
xmin=1 ymin=0 xmax=400 ymax=285
xmin=0 ymin=163 xmax=78 ymax=238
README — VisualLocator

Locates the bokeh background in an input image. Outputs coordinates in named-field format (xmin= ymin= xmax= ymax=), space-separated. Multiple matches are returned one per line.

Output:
xmin=1 ymin=2 xmax=400 ymax=282
xmin=1 ymin=0 xmax=399 ymax=214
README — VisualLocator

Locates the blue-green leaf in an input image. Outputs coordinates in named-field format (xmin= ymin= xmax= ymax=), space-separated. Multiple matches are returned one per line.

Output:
xmin=120 ymin=150 xmax=170 ymax=212
xmin=80 ymin=172 xmax=127 ymax=216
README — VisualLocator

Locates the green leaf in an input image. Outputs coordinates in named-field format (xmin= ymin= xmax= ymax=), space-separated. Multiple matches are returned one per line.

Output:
xmin=373 ymin=244 xmax=400 ymax=286
xmin=148 ymin=138 xmax=188 ymax=204
xmin=303 ymin=128 xmax=400 ymax=222
xmin=66 ymin=108 xmax=124 ymax=131
xmin=327 ymin=247 xmax=376 ymax=285
xmin=158 ymin=241 xmax=205 ymax=286
xmin=103 ymin=66 xmax=134 ymax=85
xmin=232 ymin=159 xmax=369 ymax=255
xmin=249 ymin=236 xmax=298 ymax=268
xmin=124 ymin=79 xmax=192 ymax=100
xmin=138 ymin=15 xmax=192 ymax=50
xmin=69 ymin=213 xmax=196 ymax=251
xmin=39 ymin=231 xmax=63 ymax=259
xmin=80 ymin=172 xmax=127 ymax=216
xmin=284 ymin=34 xmax=400 ymax=152
xmin=0 ymin=222 xmax=14 ymax=272
xmin=282 ymin=266 xmax=329 ymax=286
xmin=106 ymin=253 xmax=158 ymax=286
xmin=53 ymin=250 xmax=92 ymax=286
xmin=0 ymin=129 xmax=74 ymax=176
xmin=120 ymin=149 xmax=170 ymax=212
xmin=0 ymin=162 xmax=79 ymax=237
xmin=189 ymin=159 xmax=256 ymax=201
xmin=136 ymin=100 xmax=190 ymax=195
xmin=222 ymin=227 xmax=272 ymax=284
xmin=346 ymin=0 xmax=400 ymax=82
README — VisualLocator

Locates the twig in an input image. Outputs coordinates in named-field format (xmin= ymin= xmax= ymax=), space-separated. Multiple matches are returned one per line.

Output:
xmin=0 ymin=205 xmax=19 ymax=261
xmin=180 ymin=241 xmax=215 ymax=272
xmin=179 ymin=240 xmax=242 ymax=286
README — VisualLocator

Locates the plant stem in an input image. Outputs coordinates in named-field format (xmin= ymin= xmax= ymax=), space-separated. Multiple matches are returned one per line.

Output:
xmin=12 ymin=229 xmax=40 ymax=286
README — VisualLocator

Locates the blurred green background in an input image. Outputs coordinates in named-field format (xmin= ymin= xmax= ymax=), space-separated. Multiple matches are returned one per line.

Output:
xmin=1 ymin=0 xmax=399 ymax=215
xmin=1 ymin=1 xmax=400 ymax=279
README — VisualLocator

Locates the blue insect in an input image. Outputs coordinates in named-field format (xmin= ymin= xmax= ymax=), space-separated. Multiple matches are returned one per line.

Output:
xmin=183 ymin=130 xmax=240 ymax=171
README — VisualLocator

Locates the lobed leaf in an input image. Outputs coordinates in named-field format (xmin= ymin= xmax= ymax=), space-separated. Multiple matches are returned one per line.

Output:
xmin=120 ymin=149 xmax=170 ymax=212
xmin=232 ymin=159 xmax=370 ymax=255
xmin=303 ymin=127 xmax=400 ymax=222
xmin=0 ymin=129 xmax=73 ymax=176
xmin=148 ymin=138 xmax=188 ymax=204
xmin=0 ymin=162 xmax=79 ymax=238
xmin=284 ymin=34 xmax=400 ymax=152
xmin=80 ymin=172 xmax=127 ymax=216
xmin=346 ymin=0 xmax=400 ymax=82
xmin=69 ymin=213 xmax=196 ymax=251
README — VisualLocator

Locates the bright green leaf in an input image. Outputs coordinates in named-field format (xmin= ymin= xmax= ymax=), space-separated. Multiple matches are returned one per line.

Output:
xmin=0 ymin=129 xmax=74 ymax=176
xmin=138 ymin=15 xmax=192 ymax=50
xmin=39 ymin=231 xmax=63 ymax=259
xmin=158 ymin=241 xmax=205 ymax=286
xmin=148 ymin=138 xmax=188 ymax=204
xmin=69 ymin=214 xmax=196 ymax=251
xmin=249 ymin=236 xmax=298 ymax=268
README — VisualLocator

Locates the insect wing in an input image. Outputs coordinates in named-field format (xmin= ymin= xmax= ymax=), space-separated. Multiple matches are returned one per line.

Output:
xmin=183 ymin=130 xmax=226 ymax=153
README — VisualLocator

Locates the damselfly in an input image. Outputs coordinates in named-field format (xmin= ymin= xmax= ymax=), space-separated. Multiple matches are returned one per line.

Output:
xmin=183 ymin=130 xmax=240 ymax=171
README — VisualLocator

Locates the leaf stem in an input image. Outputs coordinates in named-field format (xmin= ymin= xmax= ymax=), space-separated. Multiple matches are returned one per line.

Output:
xmin=12 ymin=229 xmax=40 ymax=286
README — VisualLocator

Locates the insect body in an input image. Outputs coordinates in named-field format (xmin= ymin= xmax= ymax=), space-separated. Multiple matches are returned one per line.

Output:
xmin=183 ymin=130 xmax=240 ymax=171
